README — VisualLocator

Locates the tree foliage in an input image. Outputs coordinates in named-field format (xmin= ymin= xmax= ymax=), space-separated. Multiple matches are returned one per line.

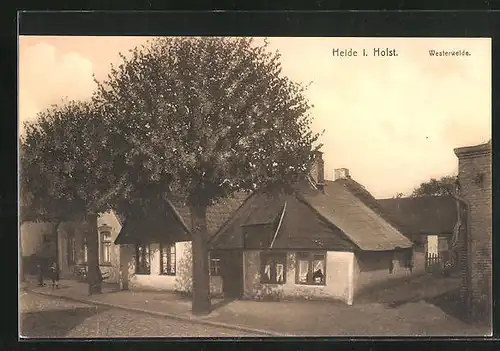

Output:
xmin=93 ymin=36 xmax=322 ymax=314
xmin=20 ymin=100 xmax=122 ymax=218
xmin=93 ymin=37 xmax=321 ymax=210
xmin=20 ymin=99 xmax=120 ymax=294
xmin=411 ymin=175 xmax=458 ymax=197
xmin=392 ymin=192 xmax=405 ymax=199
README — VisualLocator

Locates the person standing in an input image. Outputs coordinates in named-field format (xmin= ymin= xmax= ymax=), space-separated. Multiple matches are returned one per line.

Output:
xmin=37 ymin=255 xmax=45 ymax=286
xmin=49 ymin=262 xmax=60 ymax=289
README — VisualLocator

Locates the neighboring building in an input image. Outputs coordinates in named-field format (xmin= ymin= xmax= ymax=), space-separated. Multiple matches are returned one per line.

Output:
xmin=56 ymin=211 xmax=123 ymax=283
xmin=115 ymin=194 xmax=248 ymax=295
xmin=378 ymin=196 xmax=457 ymax=257
xmin=208 ymin=153 xmax=421 ymax=305
xmin=454 ymin=140 xmax=492 ymax=322
xmin=20 ymin=221 xmax=58 ymax=274
xmin=20 ymin=211 xmax=123 ymax=283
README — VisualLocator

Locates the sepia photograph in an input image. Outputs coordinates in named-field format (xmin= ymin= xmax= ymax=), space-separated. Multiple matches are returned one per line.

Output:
xmin=18 ymin=36 xmax=491 ymax=338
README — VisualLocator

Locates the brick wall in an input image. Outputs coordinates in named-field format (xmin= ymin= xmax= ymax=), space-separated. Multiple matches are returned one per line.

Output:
xmin=454 ymin=141 xmax=492 ymax=322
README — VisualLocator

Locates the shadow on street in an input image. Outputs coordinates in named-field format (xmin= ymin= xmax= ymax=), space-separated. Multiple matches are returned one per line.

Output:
xmin=424 ymin=288 xmax=468 ymax=324
xmin=20 ymin=305 xmax=111 ymax=338
xmin=210 ymin=298 xmax=237 ymax=312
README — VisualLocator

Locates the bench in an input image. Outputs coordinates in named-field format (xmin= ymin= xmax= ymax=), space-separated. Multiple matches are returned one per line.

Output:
xmin=74 ymin=265 xmax=110 ymax=282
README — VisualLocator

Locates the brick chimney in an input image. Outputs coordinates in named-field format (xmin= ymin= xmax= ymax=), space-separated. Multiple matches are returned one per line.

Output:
xmin=334 ymin=168 xmax=350 ymax=180
xmin=310 ymin=151 xmax=325 ymax=188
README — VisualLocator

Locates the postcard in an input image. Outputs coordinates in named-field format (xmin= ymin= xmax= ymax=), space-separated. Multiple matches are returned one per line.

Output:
xmin=19 ymin=36 xmax=491 ymax=338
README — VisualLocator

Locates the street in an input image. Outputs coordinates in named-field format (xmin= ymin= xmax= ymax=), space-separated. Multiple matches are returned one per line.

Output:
xmin=20 ymin=291 xmax=260 ymax=338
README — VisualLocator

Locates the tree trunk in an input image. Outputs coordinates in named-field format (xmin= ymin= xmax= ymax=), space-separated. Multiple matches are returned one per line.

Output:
xmin=52 ymin=221 xmax=62 ymax=269
xmin=189 ymin=204 xmax=211 ymax=315
xmin=86 ymin=212 xmax=101 ymax=295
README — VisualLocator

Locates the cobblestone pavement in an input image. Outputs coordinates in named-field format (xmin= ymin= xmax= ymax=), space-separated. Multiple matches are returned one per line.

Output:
xmin=20 ymin=291 xmax=261 ymax=338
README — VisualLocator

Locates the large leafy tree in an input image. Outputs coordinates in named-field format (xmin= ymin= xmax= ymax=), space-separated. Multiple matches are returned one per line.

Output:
xmin=20 ymin=100 xmax=123 ymax=294
xmin=94 ymin=37 xmax=321 ymax=315
xmin=411 ymin=175 xmax=458 ymax=197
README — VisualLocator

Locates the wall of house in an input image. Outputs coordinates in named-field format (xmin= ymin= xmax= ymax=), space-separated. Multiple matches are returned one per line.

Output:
xmin=242 ymin=250 xmax=355 ymax=305
xmin=20 ymin=221 xmax=56 ymax=258
xmin=20 ymin=221 xmax=57 ymax=275
xmin=56 ymin=211 xmax=122 ymax=283
xmin=97 ymin=211 xmax=121 ymax=283
xmin=57 ymin=221 xmax=84 ymax=279
xmin=456 ymin=146 xmax=492 ymax=321
xmin=123 ymin=241 xmax=222 ymax=296
xmin=353 ymin=250 xmax=425 ymax=298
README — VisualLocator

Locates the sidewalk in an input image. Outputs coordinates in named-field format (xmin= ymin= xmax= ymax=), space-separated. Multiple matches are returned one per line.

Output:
xmin=22 ymin=277 xmax=490 ymax=337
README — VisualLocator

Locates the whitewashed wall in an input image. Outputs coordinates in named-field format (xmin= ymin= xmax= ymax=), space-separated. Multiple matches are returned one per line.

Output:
xmin=56 ymin=211 xmax=122 ymax=283
xmin=122 ymin=241 xmax=222 ymax=295
xmin=20 ymin=222 xmax=56 ymax=257
xmin=243 ymin=250 xmax=355 ymax=305
xmin=353 ymin=250 xmax=425 ymax=298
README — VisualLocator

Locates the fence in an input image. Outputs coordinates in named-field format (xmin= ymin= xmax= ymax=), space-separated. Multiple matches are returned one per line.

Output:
xmin=425 ymin=251 xmax=458 ymax=274
xmin=425 ymin=252 xmax=443 ymax=273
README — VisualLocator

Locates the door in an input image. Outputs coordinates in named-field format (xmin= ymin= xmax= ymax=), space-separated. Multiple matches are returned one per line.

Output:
xmin=221 ymin=251 xmax=244 ymax=298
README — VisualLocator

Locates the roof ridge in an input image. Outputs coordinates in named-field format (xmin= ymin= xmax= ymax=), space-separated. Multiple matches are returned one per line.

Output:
xmin=269 ymin=201 xmax=287 ymax=249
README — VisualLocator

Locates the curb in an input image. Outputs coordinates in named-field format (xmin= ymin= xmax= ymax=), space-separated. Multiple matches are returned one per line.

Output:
xmin=27 ymin=288 xmax=288 ymax=337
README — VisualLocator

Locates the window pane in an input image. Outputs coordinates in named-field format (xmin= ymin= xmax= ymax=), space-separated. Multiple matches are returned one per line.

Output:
xmin=312 ymin=259 xmax=325 ymax=284
xmin=296 ymin=252 xmax=309 ymax=259
xmin=104 ymin=244 xmax=110 ymax=263
xmin=136 ymin=244 xmax=150 ymax=274
xmin=101 ymin=231 xmax=111 ymax=241
xmin=210 ymin=258 xmax=221 ymax=275
xmin=265 ymin=263 xmax=272 ymax=279
xmin=169 ymin=252 xmax=175 ymax=273
xmin=276 ymin=263 xmax=284 ymax=283
xmin=160 ymin=244 xmax=175 ymax=274
xmin=298 ymin=259 xmax=309 ymax=283
xmin=313 ymin=254 xmax=325 ymax=261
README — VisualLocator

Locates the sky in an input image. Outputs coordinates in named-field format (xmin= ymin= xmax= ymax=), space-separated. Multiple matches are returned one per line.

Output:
xmin=18 ymin=36 xmax=491 ymax=199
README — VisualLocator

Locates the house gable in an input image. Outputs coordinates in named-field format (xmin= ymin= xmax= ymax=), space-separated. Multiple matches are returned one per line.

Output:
xmin=209 ymin=189 xmax=358 ymax=251
xmin=115 ymin=192 xmax=249 ymax=245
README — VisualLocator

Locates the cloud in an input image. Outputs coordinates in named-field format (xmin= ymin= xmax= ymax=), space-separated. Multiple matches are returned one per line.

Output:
xmin=18 ymin=41 xmax=96 ymax=133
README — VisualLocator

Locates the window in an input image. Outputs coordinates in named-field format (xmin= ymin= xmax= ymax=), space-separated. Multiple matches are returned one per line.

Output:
xmin=210 ymin=257 xmax=221 ymax=276
xmin=296 ymin=252 xmax=326 ymax=285
xmin=260 ymin=252 xmax=286 ymax=284
xmin=100 ymin=231 xmax=112 ymax=265
xmin=67 ymin=232 xmax=76 ymax=266
xmin=83 ymin=237 xmax=88 ymax=263
xmin=160 ymin=243 xmax=176 ymax=275
xmin=135 ymin=244 xmax=151 ymax=274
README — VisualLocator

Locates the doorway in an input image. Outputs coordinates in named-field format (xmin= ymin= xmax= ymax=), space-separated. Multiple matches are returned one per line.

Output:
xmin=220 ymin=250 xmax=244 ymax=298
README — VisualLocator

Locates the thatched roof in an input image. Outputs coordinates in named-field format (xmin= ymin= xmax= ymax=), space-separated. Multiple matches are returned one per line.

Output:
xmin=378 ymin=196 xmax=457 ymax=236
xmin=210 ymin=179 xmax=412 ymax=252
xmin=300 ymin=180 xmax=413 ymax=251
